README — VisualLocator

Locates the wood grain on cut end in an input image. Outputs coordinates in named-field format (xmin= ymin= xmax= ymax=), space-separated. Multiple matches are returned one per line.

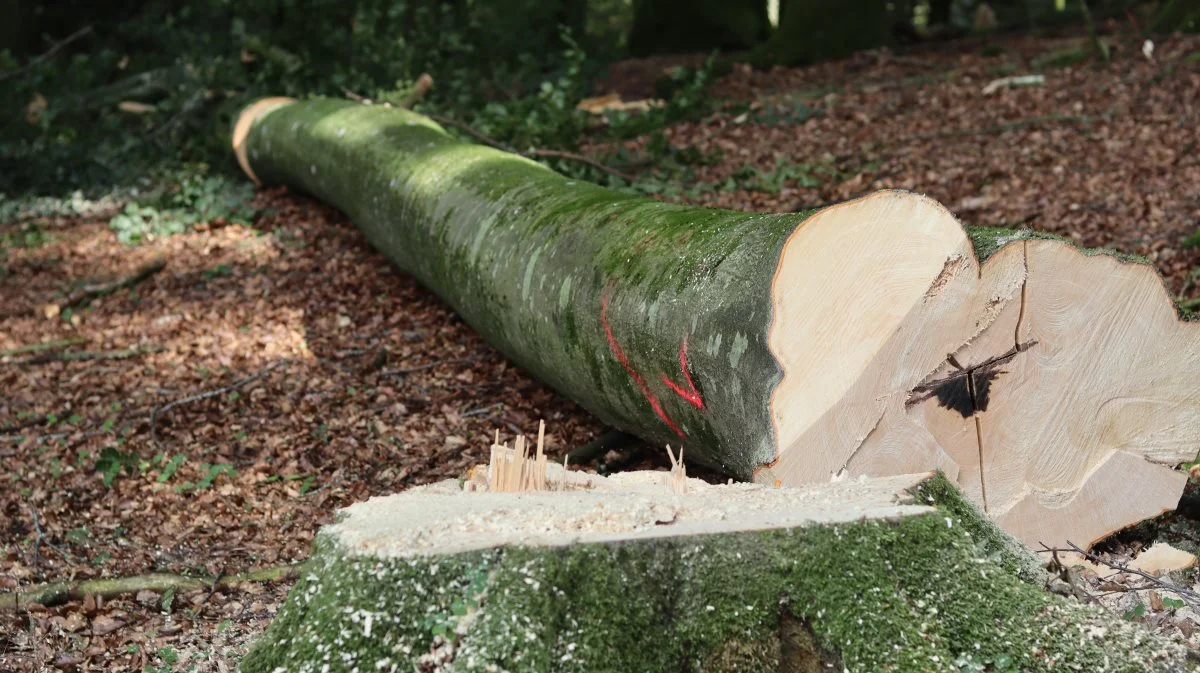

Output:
xmin=944 ymin=240 xmax=1200 ymax=547
xmin=232 ymin=97 xmax=297 ymax=184
xmin=330 ymin=469 xmax=933 ymax=557
xmin=762 ymin=193 xmax=1200 ymax=548
xmin=761 ymin=190 xmax=1020 ymax=487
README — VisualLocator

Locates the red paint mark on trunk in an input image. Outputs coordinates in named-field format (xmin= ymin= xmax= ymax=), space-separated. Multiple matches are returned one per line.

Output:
xmin=661 ymin=333 xmax=704 ymax=409
xmin=600 ymin=290 xmax=704 ymax=437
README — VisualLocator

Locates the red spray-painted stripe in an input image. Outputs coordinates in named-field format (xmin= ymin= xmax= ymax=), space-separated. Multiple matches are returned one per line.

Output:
xmin=600 ymin=291 xmax=706 ymax=437
xmin=600 ymin=292 xmax=685 ymax=438
xmin=661 ymin=333 xmax=704 ymax=409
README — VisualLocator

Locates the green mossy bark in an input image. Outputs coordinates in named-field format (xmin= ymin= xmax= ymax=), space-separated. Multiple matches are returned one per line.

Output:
xmin=240 ymin=479 xmax=1185 ymax=672
xmin=241 ymin=98 xmax=796 ymax=477
xmin=965 ymin=226 xmax=1199 ymax=319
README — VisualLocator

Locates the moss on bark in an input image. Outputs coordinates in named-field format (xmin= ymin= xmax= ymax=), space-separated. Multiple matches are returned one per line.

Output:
xmin=241 ymin=98 xmax=796 ymax=477
xmin=240 ymin=99 xmax=1197 ymax=479
xmin=240 ymin=476 xmax=1185 ymax=672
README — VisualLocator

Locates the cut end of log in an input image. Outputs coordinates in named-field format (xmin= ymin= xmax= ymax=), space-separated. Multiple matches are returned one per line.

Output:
xmin=232 ymin=97 xmax=296 ymax=185
xmin=329 ymin=469 xmax=933 ymax=558
xmin=758 ymin=190 xmax=1200 ymax=549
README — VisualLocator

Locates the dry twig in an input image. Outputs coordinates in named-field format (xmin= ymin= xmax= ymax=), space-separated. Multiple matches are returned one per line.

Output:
xmin=63 ymin=258 xmax=165 ymax=309
xmin=340 ymin=88 xmax=636 ymax=183
xmin=462 ymin=402 xmax=505 ymax=418
xmin=149 ymin=360 xmax=287 ymax=450
xmin=519 ymin=148 xmax=637 ymax=183
xmin=426 ymin=114 xmax=637 ymax=183
xmin=27 ymin=506 xmax=71 ymax=566
xmin=380 ymin=356 xmax=474 ymax=378
xmin=0 ymin=25 xmax=94 ymax=83
xmin=1037 ymin=541 xmax=1200 ymax=609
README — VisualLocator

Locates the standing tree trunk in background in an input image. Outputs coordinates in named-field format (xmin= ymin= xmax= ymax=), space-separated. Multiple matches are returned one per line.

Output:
xmin=1153 ymin=0 xmax=1200 ymax=32
xmin=233 ymin=97 xmax=1200 ymax=552
xmin=0 ymin=0 xmax=30 ymax=58
xmin=761 ymin=0 xmax=892 ymax=65
xmin=927 ymin=0 xmax=953 ymax=26
xmin=628 ymin=0 xmax=770 ymax=56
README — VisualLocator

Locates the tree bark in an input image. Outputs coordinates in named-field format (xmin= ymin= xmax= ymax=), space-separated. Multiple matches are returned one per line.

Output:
xmin=239 ymin=471 xmax=1186 ymax=672
xmin=1152 ymin=0 xmax=1200 ymax=33
xmin=0 ymin=0 xmax=30 ymax=58
xmin=628 ymin=0 xmax=770 ymax=56
xmin=761 ymin=0 xmax=892 ymax=65
xmin=233 ymin=98 xmax=1200 ymax=550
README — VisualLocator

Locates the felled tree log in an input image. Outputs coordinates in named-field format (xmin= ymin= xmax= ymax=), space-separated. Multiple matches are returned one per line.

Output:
xmin=233 ymin=98 xmax=1200 ymax=549
xmin=239 ymin=469 xmax=1185 ymax=672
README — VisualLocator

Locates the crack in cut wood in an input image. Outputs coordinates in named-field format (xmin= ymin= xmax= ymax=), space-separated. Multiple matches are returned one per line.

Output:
xmin=906 ymin=341 xmax=1037 ymax=418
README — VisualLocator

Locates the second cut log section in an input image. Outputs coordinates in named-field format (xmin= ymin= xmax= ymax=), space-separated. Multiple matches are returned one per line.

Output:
xmin=233 ymin=98 xmax=1200 ymax=549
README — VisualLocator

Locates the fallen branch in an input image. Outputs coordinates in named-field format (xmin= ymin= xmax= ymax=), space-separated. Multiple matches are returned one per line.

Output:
xmin=0 ymin=431 xmax=68 ymax=444
xmin=567 ymin=428 xmax=643 ymax=463
xmin=461 ymin=402 xmax=505 ymax=418
xmin=426 ymin=114 xmax=637 ymax=183
xmin=63 ymin=258 xmax=166 ymax=309
xmin=27 ymin=506 xmax=72 ymax=565
xmin=0 ymin=338 xmax=87 ymax=358
xmin=0 ymin=25 xmax=94 ymax=83
xmin=909 ymin=113 xmax=1105 ymax=143
xmin=149 ymin=360 xmax=287 ymax=450
xmin=397 ymin=73 xmax=433 ymax=109
xmin=981 ymin=74 xmax=1045 ymax=96
xmin=1037 ymin=541 xmax=1200 ymax=610
xmin=380 ymin=356 xmax=474 ymax=378
xmin=0 ymin=413 xmax=49 ymax=433
xmin=13 ymin=345 xmax=162 ymax=366
xmin=340 ymin=87 xmax=636 ymax=183
xmin=0 ymin=563 xmax=304 ymax=611
xmin=426 ymin=113 xmax=508 ymax=148
xmin=340 ymin=74 xmax=432 ymax=110
xmin=520 ymin=148 xmax=638 ymax=184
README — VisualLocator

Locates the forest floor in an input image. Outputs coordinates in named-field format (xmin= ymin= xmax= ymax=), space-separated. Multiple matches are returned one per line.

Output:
xmin=2 ymin=28 xmax=1200 ymax=672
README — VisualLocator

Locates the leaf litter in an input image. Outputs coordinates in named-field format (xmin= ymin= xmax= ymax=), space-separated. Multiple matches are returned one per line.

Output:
xmin=3 ymin=27 xmax=1200 ymax=671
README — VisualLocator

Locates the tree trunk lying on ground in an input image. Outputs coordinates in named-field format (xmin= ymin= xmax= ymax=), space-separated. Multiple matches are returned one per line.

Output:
xmin=233 ymin=97 xmax=1200 ymax=550
xmin=239 ymin=467 xmax=1186 ymax=672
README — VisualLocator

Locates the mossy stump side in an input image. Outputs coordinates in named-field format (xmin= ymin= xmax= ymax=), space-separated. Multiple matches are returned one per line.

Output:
xmin=240 ymin=473 xmax=1186 ymax=673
